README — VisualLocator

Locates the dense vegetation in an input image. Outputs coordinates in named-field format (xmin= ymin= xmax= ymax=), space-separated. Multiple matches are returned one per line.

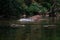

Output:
xmin=0 ymin=0 xmax=21 ymax=20
xmin=0 ymin=0 xmax=60 ymax=40
xmin=0 ymin=0 xmax=60 ymax=20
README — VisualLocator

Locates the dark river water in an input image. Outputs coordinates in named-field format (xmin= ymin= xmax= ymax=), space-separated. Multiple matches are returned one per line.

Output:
xmin=0 ymin=24 xmax=60 ymax=40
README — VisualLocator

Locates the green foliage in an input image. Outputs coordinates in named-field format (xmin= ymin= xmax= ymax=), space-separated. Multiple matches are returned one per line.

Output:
xmin=43 ymin=0 xmax=51 ymax=3
xmin=41 ymin=2 xmax=51 ymax=9
xmin=57 ymin=0 xmax=60 ymax=3
xmin=0 ymin=0 xmax=21 ymax=20
xmin=27 ymin=2 xmax=47 ymax=14
xmin=39 ymin=7 xmax=47 ymax=13
xmin=16 ymin=0 xmax=24 ymax=5
xmin=1 ymin=0 xmax=60 ymax=19
xmin=19 ymin=1 xmax=48 ymax=16
xmin=24 ymin=0 xmax=32 ymax=6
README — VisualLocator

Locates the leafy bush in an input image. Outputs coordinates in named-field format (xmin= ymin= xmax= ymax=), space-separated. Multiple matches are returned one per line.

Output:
xmin=0 ymin=0 xmax=21 ymax=20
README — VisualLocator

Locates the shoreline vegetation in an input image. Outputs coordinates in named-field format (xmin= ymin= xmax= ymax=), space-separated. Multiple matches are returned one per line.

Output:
xmin=0 ymin=0 xmax=60 ymax=40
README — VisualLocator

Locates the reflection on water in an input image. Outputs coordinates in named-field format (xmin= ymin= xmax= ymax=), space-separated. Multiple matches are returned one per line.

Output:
xmin=0 ymin=18 xmax=60 ymax=40
xmin=0 ymin=24 xmax=59 ymax=40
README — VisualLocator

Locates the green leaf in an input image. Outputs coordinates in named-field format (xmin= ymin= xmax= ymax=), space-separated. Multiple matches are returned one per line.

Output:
xmin=28 ymin=2 xmax=42 ymax=12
